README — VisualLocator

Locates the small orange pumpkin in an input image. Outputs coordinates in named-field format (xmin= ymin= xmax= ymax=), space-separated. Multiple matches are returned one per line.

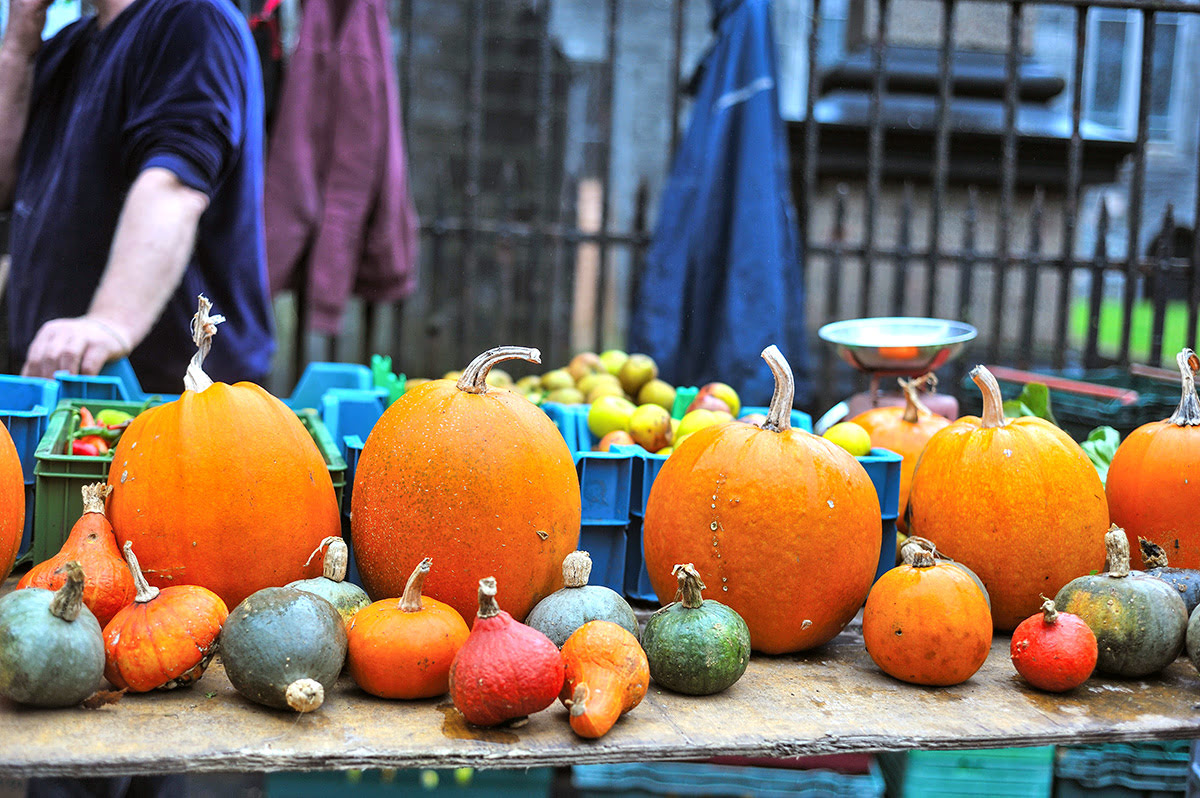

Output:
xmin=863 ymin=547 xmax=993 ymax=686
xmin=347 ymin=558 xmax=470 ymax=699
xmin=907 ymin=366 xmax=1108 ymax=631
xmin=0 ymin=420 xmax=23 ymax=583
xmin=106 ymin=297 xmax=340 ymax=609
xmin=851 ymin=374 xmax=951 ymax=532
xmin=643 ymin=345 xmax=881 ymax=653
xmin=18 ymin=484 xmax=135 ymax=628
xmin=1107 ymin=349 xmax=1200 ymax=569
xmin=353 ymin=346 xmax=581 ymax=623
xmin=560 ymin=620 xmax=648 ymax=738
xmin=103 ymin=542 xmax=229 ymax=692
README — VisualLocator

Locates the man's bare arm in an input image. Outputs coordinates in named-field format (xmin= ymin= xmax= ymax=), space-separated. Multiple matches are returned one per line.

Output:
xmin=0 ymin=0 xmax=53 ymax=209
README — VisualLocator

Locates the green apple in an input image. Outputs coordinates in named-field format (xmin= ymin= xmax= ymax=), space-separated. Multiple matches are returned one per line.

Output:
xmin=567 ymin=351 xmax=605 ymax=382
xmin=443 ymin=370 xmax=462 ymax=382
xmin=698 ymin=382 xmax=740 ymax=417
xmin=637 ymin=378 xmax=676 ymax=411
xmin=629 ymin=404 xmax=673 ymax=453
xmin=687 ymin=392 xmax=731 ymax=414
xmin=516 ymin=375 xmax=542 ymax=392
xmin=676 ymin=408 xmax=722 ymax=439
xmin=588 ymin=395 xmax=636 ymax=439
xmin=586 ymin=382 xmax=628 ymax=404
xmin=541 ymin=369 xmax=575 ymax=392
xmin=599 ymin=349 xmax=629 ymax=375
xmin=577 ymin=371 xmax=620 ymax=397
xmin=618 ymin=354 xmax=658 ymax=395
xmin=545 ymin=388 xmax=584 ymax=405
xmin=485 ymin=368 xmax=513 ymax=389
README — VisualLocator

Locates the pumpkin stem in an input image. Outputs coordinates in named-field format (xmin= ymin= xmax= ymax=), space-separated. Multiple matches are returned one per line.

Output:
xmin=900 ymin=535 xmax=938 ymax=565
xmin=910 ymin=549 xmax=936 ymax=569
xmin=400 ymin=558 xmax=432 ymax=612
xmin=970 ymin=366 xmax=1007 ymax=429
xmin=1168 ymin=348 xmax=1200 ymax=426
xmin=1039 ymin=595 xmax=1058 ymax=624
xmin=122 ymin=541 xmax=161 ymax=603
xmin=1104 ymin=524 xmax=1131 ymax=578
xmin=48 ymin=561 xmax=86 ymax=622
xmin=898 ymin=374 xmax=935 ymax=424
xmin=456 ymin=346 xmax=542 ymax=395
xmin=759 ymin=345 xmax=794 ymax=432
xmin=285 ymin=678 xmax=324 ymax=713
xmin=80 ymin=483 xmax=112 ymax=515
xmin=304 ymin=536 xmax=347 ymax=582
xmin=567 ymin=682 xmax=591 ymax=718
xmin=183 ymin=295 xmax=226 ymax=394
xmin=672 ymin=563 xmax=706 ymax=609
xmin=1138 ymin=537 xmax=1170 ymax=569
xmin=476 ymin=576 xmax=502 ymax=619
xmin=562 ymin=551 xmax=592 ymax=589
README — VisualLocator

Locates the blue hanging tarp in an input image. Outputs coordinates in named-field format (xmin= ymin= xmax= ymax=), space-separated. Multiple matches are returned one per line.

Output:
xmin=629 ymin=0 xmax=811 ymax=408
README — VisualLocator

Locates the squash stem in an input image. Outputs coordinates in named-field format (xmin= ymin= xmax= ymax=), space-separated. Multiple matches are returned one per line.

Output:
xmin=672 ymin=563 xmax=706 ymax=609
xmin=1168 ymin=348 xmax=1200 ymax=426
xmin=562 ymin=551 xmax=592 ymax=588
xmin=122 ymin=541 xmax=161 ymax=603
xmin=304 ymin=537 xmax=347 ymax=582
xmin=400 ymin=558 xmax=432 ymax=612
xmin=476 ymin=577 xmax=502 ymax=619
xmin=899 ymin=374 xmax=935 ymax=424
xmin=568 ymin=683 xmax=589 ymax=718
xmin=910 ymin=550 xmax=936 ymax=569
xmin=1104 ymin=524 xmax=1131 ymax=578
xmin=1138 ymin=537 xmax=1170 ymax=570
xmin=80 ymin=483 xmax=112 ymax=515
xmin=970 ymin=365 xmax=1007 ymax=429
xmin=1039 ymin=596 xmax=1058 ymax=624
xmin=457 ymin=346 xmax=542 ymax=395
xmin=183 ymin=295 xmax=225 ymax=394
xmin=760 ymin=345 xmax=794 ymax=433
xmin=285 ymin=678 xmax=324 ymax=713
xmin=48 ymin=561 xmax=86 ymax=622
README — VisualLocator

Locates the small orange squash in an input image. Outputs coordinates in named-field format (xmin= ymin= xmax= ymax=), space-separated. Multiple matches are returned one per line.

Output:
xmin=347 ymin=558 xmax=470 ymax=699
xmin=106 ymin=297 xmax=340 ymax=609
xmin=643 ymin=345 xmax=881 ymax=653
xmin=1107 ymin=349 xmax=1200 ymax=569
xmin=863 ymin=547 xmax=993 ymax=686
xmin=560 ymin=620 xmax=648 ymax=739
xmin=851 ymin=374 xmax=950 ymax=532
xmin=907 ymin=366 xmax=1108 ymax=631
xmin=18 ymin=484 xmax=135 ymax=628
xmin=352 ymin=346 xmax=582 ymax=623
xmin=103 ymin=542 xmax=229 ymax=692
xmin=0 ymin=419 xmax=23 ymax=583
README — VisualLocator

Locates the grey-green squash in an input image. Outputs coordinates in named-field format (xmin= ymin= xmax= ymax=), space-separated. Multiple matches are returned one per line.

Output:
xmin=1055 ymin=525 xmax=1188 ymax=678
xmin=0 ymin=561 xmax=105 ymax=707
xmin=220 ymin=586 xmax=348 ymax=712
xmin=1188 ymin=604 xmax=1200 ymax=674
xmin=524 ymin=551 xmax=640 ymax=647
xmin=1139 ymin=538 xmax=1200 ymax=616
xmin=286 ymin=537 xmax=371 ymax=627
xmin=641 ymin=563 xmax=750 ymax=695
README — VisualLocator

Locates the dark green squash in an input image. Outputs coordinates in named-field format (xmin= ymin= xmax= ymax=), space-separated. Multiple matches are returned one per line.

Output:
xmin=641 ymin=563 xmax=751 ymax=695
xmin=220 ymin=587 xmax=348 ymax=712
xmin=1187 ymin=605 xmax=1200 ymax=674
xmin=286 ymin=537 xmax=371 ymax=626
xmin=1139 ymin=538 xmax=1200 ymax=615
xmin=524 ymin=551 xmax=640 ymax=647
xmin=1055 ymin=525 xmax=1188 ymax=678
xmin=0 ymin=562 xmax=105 ymax=707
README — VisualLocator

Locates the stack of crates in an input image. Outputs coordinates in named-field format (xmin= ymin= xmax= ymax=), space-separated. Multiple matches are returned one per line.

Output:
xmin=0 ymin=375 xmax=58 ymax=560
xmin=1055 ymin=741 xmax=1193 ymax=797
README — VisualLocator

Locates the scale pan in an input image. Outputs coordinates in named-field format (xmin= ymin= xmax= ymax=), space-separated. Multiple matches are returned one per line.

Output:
xmin=817 ymin=317 xmax=978 ymax=376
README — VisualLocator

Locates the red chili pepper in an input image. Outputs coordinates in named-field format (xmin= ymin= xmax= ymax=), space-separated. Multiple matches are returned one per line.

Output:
xmin=72 ymin=440 xmax=101 ymax=457
xmin=78 ymin=407 xmax=96 ymax=428
xmin=77 ymin=435 xmax=109 ymax=454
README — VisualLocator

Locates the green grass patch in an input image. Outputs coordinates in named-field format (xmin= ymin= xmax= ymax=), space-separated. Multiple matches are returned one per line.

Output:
xmin=1069 ymin=299 xmax=1196 ymax=366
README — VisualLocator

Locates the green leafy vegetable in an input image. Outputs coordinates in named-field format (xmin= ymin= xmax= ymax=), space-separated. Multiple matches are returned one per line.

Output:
xmin=1002 ymin=382 xmax=1058 ymax=425
xmin=1079 ymin=426 xmax=1120 ymax=485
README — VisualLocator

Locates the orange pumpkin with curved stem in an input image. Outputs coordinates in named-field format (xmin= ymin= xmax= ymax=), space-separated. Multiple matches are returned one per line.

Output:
xmin=1107 ymin=349 xmax=1200 ymax=569
xmin=643 ymin=345 xmax=881 ymax=654
xmin=851 ymin=374 xmax=950 ymax=532
xmin=106 ymin=298 xmax=339 ymax=609
xmin=18 ymin=483 xmax=135 ymax=627
xmin=352 ymin=346 xmax=581 ymax=623
xmin=907 ymin=365 xmax=1108 ymax=631
xmin=0 ymin=420 xmax=22 ymax=583
xmin=560 ymin=620 xmax=648 ymax=738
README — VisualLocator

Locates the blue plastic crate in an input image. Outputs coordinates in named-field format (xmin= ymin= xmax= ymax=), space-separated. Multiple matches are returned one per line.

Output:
xmin=0 ymin=374 xmax=58 ymax=481
xmin=623 ymin=516 xmax=656 ymax=602
xmin=54 ymin=368 xmax=133 ymax=402
xmin=579 ymin=521 xmax=627 ymax=593
xmin=573 ymin=760 xmax=884 ymax=798
xmin=322 ymin=388 xmax=388 ymax=458
xmin=268 ymin=767 xmax=554 ymax=797
xmin=879 ymin=747 xmax=1054 ymax=798
xmin=290 ymin=362 xmax=374 ymax=410
xmin=541 ymin=401 xmax=581 ymax=452
xmin=858 ymin=447 xmax=903 ymax=519
xmin=1056 ymin=741 xmax=1192 ymax=797
xmin=341 ymin=435 xmax=366 ymax=588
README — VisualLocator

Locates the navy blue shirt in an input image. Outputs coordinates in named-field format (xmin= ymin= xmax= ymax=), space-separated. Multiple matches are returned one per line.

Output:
xmin=6 ymin=0 xmax=274 ymax=392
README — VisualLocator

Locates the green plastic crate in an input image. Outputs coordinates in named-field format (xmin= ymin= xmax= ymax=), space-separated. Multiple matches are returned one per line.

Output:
xmin=1055 ymin=741 xmax=1192 ymax=797
xmin=879 ymin=747 xmax=1055 ymax=798
xmin=32 ymin=398 xmax=345 ymax=565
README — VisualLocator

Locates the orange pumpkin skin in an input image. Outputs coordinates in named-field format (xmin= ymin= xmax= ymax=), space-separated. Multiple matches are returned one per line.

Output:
xmin=0 ymin=421 xmax=24 ymax=583
xmin=560 ymin=620 xmax=648 ymax=738
xmin=17 ymin=485 xmax=135 ymax=628
xmin=644 ymin=350 xmax=881 ymax=654
xmin=106 ymin=383 xmax=340 ymax=610
xmin=908 ymin=369 xmax=1108 ymax=632
xmin=352 ymin=349 xmax=581 ymax=624
xmin=862 ymin=555 xmax=992 ymax=686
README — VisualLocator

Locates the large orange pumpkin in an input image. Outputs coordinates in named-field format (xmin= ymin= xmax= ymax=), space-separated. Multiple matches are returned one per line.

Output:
xmin=907 ymin=365 xmax=1109 ymax=631
xmin=1107 ymin=349 xmax=1200 ymax=569
xmin=106 ymin=297 xmax=340 ymax=609
xmin=642 ymin=345 xmax=881 ymax=654
xmin=851 ymin=374 xmax=950 ymax=532
xmin=352 ymin=346 xmax=581 ymax=623
xmin=0 ymin=420 xmax=22 ymax=582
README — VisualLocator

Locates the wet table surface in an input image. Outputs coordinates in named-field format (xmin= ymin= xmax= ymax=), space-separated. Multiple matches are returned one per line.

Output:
xmin=2 ymin=571 xmax=1198 ymax=777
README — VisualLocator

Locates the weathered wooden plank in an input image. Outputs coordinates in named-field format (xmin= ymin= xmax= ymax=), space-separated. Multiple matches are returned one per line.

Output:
xmin=1 ymin=625 xmax=1197 ymax=777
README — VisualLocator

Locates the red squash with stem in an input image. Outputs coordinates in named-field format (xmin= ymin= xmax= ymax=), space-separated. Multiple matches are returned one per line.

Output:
xmin=1010 ymin=597 xmax=1097 ymax=692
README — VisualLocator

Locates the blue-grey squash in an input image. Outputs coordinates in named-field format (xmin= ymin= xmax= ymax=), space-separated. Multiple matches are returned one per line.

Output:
xmin=1139 ymin=538 xmax=1200 ymax=615
xmin=524 ymin=551 xmax=639 ymax=647
xmin=286 ymin=537 xmax=371 ymax=627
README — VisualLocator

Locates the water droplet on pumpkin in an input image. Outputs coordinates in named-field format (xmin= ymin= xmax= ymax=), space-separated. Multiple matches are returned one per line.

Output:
xmin=722 ymin=586 xmax=728 ymax=591
xmin=801 ymin=620 xmax=812 ymax=630
xmin=1004 ymin=449 xmax=1013 ymax=457
xmin=827 ymin=499 xmax=835 ymax=509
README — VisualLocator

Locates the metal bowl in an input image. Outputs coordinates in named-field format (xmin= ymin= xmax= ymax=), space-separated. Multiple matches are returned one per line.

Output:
xmin=817 ymin=317 xmax=978 ymax=376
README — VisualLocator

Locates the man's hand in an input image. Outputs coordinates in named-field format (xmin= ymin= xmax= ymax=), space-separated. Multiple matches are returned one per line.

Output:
xmin=21 ymin=315 xmax=133 ymax=378
xmin=1 ymin=0 xmax=56 ymax=60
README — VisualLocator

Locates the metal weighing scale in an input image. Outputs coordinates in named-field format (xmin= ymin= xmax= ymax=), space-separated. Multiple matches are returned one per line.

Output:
xmin=815 ymin=317 xmax=978 ymax=433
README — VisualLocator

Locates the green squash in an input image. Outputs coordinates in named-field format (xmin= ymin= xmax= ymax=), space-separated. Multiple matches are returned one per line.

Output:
xmin=641 ymin=563 xmax=750 ymax=695
xmin=286 ymin=537 xmax=371 ymax=626
xmin=1056 ymin=525 xmax=1188 ymax=678
xmin=1139 ymin=538 xmax=1200 ymax=616
xmin=0 ymin=562 xmax=105 ymax=707
xmin=220 ymin=587 xmax=348 ymax=712
xmin=525 ymin=550 xmax=640 ymax=647
xmin=1188 ymin=604 xmax=1200 ymax=674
